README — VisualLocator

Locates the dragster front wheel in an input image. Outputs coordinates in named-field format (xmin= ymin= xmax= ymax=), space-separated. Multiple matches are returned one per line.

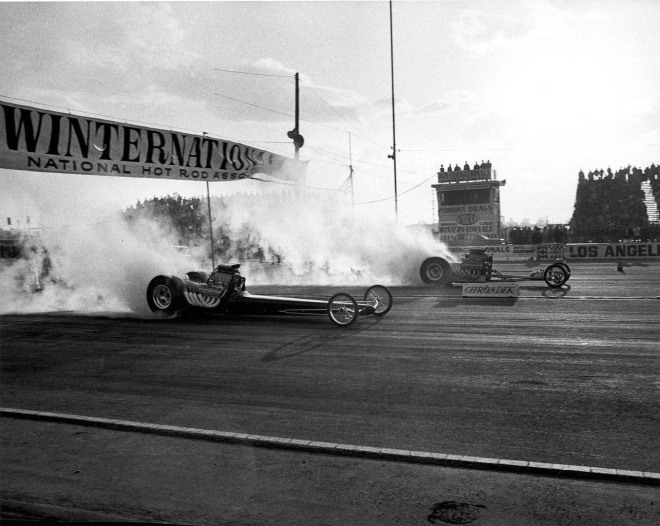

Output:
xmin=420 ymin=257 xmax=452 ymax=286
xmin=364 ymin=285 xmax=393 ymax=316
xmin=147 ymin=276 xmax=182 ymax=316
xmin=544 ymin=263 xmax=570 ymax=288
xmin=327 ymin=292 xmax=359 ymax=327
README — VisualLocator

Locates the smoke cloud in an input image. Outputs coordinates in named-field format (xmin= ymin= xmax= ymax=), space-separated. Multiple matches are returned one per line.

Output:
xmin=216 ymin=189 xmax=451 ymax=286
xmin=0 ymin=213 xmax=192 ymax=316
xmin=0 ymin=186 xmax=450 ymax=316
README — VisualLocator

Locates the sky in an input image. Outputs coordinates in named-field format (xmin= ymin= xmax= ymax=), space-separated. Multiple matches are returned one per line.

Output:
xmin=1 ymin=0 xmax=659 ymax=228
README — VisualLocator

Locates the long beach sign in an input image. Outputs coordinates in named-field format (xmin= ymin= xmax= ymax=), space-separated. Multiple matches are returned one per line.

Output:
xmin=0 ymin=100 xmax=305 ymax=182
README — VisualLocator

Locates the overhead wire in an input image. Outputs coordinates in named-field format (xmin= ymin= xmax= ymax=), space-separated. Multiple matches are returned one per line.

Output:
xmin=213 ymin=92 xmax=290 ymax=119
xmin=212 ymin=68 xmax=292 ymax=79
xmin=303 ymin=86 xmax=389 ymax=151
xmin=211 ymin=90 xmax=391 ymax=169
xmin=398 ymin=143 xmax=660 ymax=152
xmin=212 ymin=68 xmax=391 ymax=152
xmin=349 ymin=173 xmax=437 ymax=205
xmin=304 ymin=86 xmax=355 ymax=129
xmin=303 ymin=86 xmax=391 ymax=151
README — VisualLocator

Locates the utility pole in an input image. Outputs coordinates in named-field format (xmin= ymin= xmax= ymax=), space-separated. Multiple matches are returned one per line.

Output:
xmin=294 ymin=72 xmax=300 ymax=160
xmin=388 ymin=0 xmax=399 ymax=219
xmin=288 ymin=72 xmax=304 ymax=159
xmin=203 ymin=131 xmax=215 ymax=268
xmin=206 ymin=180 xmax=215 ymax=269
xmin=348 ymin=132 xmax=354 ymax=208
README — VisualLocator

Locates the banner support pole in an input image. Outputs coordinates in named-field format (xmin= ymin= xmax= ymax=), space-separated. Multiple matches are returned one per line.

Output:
xmin=206 ymin=180 xmax=215 ymax=269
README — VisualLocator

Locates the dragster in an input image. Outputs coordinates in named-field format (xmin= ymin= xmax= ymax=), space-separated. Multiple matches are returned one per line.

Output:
xmin=420 ymin=247 xmax=571 ymax=288
xmin=147 ymin=264 xmax=393 ymax=327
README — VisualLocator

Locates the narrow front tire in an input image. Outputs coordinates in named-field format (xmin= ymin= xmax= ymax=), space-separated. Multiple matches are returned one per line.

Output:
xmin=544 ymin=263 xmax=569 ymax=288
xmin=327 ymin=293 xmax=359 ymax=327
xmin=364 ymin=285 xmax=393 ymax=316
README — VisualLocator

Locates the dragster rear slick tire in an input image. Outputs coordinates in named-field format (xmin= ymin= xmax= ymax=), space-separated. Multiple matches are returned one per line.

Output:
xmin=327 ymin=292 xmax=359 ymax=327
xmin=147 ymin=276 xmax=183 ymax=316
xmin=420 ymin=257 xmax=452 ymax=286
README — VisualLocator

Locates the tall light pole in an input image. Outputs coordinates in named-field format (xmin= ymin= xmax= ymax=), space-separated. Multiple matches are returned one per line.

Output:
xmin=388 ymin=0 xmax=399 ymax=219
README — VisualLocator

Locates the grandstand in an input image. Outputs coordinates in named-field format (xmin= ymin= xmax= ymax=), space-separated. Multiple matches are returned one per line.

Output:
xmin=569 ymin=164 xmax=660 ymax=242
xmin=641 ymin=179 xmax=659 ymax=223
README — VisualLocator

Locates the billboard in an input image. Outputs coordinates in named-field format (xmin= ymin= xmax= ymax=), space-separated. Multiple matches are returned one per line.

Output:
xmin=0 ymin=100 xmax=306 ymax=182
xmin=433 ymin=175 xmax=505 ymax=243
xmin=436 ymin=203 xmax=499 ymax=241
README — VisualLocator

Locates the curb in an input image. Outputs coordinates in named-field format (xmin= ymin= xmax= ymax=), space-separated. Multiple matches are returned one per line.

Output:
xmin=3 ymin=407 xmax=658 ymax=486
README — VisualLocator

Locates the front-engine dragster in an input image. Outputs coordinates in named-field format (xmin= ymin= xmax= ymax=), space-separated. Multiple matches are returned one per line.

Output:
xmin=420 ymin=247 xmax=571 ymax=288
xmin=147 ymin=264 xmax=393 ymax=327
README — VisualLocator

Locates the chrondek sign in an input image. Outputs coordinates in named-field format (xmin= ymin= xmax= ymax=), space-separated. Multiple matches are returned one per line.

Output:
xmin=0 ymin=101 xmax=306 ymax=182
xmin=462 ymin=283 xmax=519 ymax=297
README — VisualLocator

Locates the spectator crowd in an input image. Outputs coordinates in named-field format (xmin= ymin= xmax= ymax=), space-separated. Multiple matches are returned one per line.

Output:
xmin=438 ymin=161 xmax=492 ymax=173
xmin=570 ymin=163 xmax=659 ymax=242
xmin=506 ymin=225 xmax=570 ymax=245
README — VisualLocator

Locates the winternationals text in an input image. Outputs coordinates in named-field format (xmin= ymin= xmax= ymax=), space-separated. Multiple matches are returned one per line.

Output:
xmin=0 ymin=101 xmax=304 ymax=182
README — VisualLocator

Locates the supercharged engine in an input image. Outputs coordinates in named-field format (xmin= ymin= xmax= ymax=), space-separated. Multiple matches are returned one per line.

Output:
xmin=182 ymin=264 xmax=246 ymax=308
xmin=460 ymin=247 xmax=493 ymax=278
xmin=207 ymin=264 xmax=246 ymax=295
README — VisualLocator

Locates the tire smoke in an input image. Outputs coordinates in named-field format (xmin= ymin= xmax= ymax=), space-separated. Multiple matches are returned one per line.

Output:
xmin=0 ymin=188 xmax=450 ymax=315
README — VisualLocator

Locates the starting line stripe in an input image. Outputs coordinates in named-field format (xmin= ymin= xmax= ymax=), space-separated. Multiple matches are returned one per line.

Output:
xmin=2 ymin=407 xmax=658 ymax=486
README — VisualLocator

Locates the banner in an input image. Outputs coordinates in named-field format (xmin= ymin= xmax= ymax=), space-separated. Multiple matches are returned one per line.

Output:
xmin=566 ymin=242 xmax=660 ymax=260
xmin=449 ymin=243 xmax=660 ymax=261
xmin=0 ymin=100 xmax=307 ymax=182
xmin=449 ymin=244 xmax=544 ymax=261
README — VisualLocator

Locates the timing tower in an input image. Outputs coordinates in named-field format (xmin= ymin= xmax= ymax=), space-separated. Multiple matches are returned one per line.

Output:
xmin=433 ymin=164 xmax=506 ymax=245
